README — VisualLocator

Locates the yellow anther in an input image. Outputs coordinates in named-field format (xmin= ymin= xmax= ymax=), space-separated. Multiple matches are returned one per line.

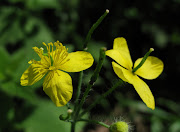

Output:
xmin=49 ymin=66 xmax=56 ymax=71
xmin=40 ymin=47 xmax=44 ymax=51
xmin=42 ymin=42 xmax=47 ymax=47
xmin=28 ymin=60 xmax=33 ymax=64
xmin=42 ymin=42 xmax=49 ymax=52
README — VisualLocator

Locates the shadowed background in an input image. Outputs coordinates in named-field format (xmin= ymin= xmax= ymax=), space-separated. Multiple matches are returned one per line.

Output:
xmin=0 ymin=0 xmax=179 ymax=132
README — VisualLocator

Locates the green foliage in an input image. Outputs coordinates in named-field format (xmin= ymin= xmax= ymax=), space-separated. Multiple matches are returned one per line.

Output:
xmin=0 ymin=0 xmax=179 ymax=131
xmin=0 ymin=0 xmax=82 ymax=131
xmin=17 ymin=100 xmax=85 ymax=132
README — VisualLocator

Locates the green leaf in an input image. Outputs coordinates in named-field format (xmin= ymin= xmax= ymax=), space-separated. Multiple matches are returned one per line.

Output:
xmin=0 ymin=47 xmax=10 ymax=80
xmin=151 ymin=116 xmax=164 ymax=132
xmin=0 ymin=82 xmax=38 ymax=104
xmin=169 ymin=120 xmax=180 ymax=132
xmin=0 ymin=17 xmax=24 ymax=45
xmin=25 ymin=0 xmax=60 ymax=10
xmin=17 ymin=99 xmax=86 ymax=132
xmin=8 ymin=0 xmax=24 ymax=3
xmin=87 ymin=41 xmax=106 ymax=61
xmin=24 ymin=18 xmax=54 ymax=45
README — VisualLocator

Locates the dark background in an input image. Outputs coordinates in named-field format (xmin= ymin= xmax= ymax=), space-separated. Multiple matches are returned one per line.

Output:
xmin=0 ymin=0 xmax=179 ymax=132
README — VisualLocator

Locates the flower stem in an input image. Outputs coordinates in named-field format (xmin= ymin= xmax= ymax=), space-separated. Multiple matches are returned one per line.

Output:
xmin=89 ymin=47 xmax=106 ymax=85
xmin=74 ymin=47 xmax=106 ymax=120
xmin=83 ymin=9 xmax=109 ymax=50
xmin=77 ymin=119 xmax=110 ymax=128
xmin=73 ymin=71 xmax=83 ymax=115
xmin=79 ymin=79 xmax=124 ymax=118
xmin=71 ymin=122 xmax=75 ymax=132
xmin=132 ymin=48 xmax=154 ymax=73
xmin=71 ymin=9 xmax=109 ymax=132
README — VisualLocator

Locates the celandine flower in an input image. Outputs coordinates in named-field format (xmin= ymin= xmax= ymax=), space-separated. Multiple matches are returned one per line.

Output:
xmin=106 ymin=37 xmax=163 ymax=109
xmin=20 ymin=41 xmax=94 ymax=107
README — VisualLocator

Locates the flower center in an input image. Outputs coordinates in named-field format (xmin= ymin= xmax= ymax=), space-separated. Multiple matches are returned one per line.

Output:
xmin=42 ymin=41 xmax=69 ymax=70
xmin=49 ymin=66 xmax=56 ymax=71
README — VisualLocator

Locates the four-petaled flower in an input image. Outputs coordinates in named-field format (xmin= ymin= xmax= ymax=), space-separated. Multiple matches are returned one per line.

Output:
xmin=106 ymin=37 xmax=164 ymax=109
xmin=20 ymin=41 xmax=94 ymax=107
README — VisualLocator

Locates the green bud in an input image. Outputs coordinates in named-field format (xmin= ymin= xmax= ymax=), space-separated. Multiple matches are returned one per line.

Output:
xmin=109 ymin=121 xmax=129 ymax=132
xmin=59 ymin=109 xmax=73 ymax=121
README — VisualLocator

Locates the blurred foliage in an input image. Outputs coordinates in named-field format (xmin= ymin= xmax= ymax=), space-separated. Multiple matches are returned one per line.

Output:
xmin=0 ymin=0 xmax=180 ymax=132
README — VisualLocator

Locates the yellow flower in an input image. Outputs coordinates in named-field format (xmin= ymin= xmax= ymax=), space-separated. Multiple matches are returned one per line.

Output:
xmin=20 ymin=41 xmax=94 ymax=107
xmin=106 ymin=37 xmax=164 ymax=109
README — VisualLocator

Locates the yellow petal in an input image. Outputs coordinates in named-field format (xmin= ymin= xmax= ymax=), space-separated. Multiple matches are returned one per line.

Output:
xmin=134 ymin=56 xmax=164 ymax=80
xmin=119 ymin=69 xmax=155 ymax=109
xmin=114 ymin=37 xmax=133 ymax=69
xmin=20 ymin=64 xmax=48 ymax=86
xmin=43 ymin=70 xmax=73 ymax=107
xmin=59 ymin=51 xmax=94 ymax=72
xmin=106 ymin=37 xmax=133 ymax=70
xmin=106 ymin=50 xmax=132 ymax=70
xmin=132 ymin=76 xmax=155 ymax=110
xmin=112 ymin=61 xmax=128 ymax=82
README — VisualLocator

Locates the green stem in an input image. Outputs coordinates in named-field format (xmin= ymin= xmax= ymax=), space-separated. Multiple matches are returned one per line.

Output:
xmin=66 ymin=102 xmax=70 ymax=109
xmin=71 ymin=122 xmax=75 ymax=132
xmin=89 ymin=47 xmax=106 ymax=85
xmin=71 ymin=9 xmax=109 ymax=132
xmin=77 ymin=119 xmax=110 ymax=128
xmin=73 ymin=71 xmax=83 ymax=116
xmin=79 ymin=79 xmax=124 ymax=118
xmin=132 ymin=48 xmax=154 ymax=73
xmin=74 ymin=48 xmax=106 ymax=119
xmin=83 ymin=9 xmax=109 ymax=50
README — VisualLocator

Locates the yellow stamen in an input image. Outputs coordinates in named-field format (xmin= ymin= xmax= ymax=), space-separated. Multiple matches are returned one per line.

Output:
xmin=28 ymin=60 xmax=33 ymax=64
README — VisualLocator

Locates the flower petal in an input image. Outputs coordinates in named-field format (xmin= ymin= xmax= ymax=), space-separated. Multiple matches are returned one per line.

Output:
xmin=106 ymin=37 xmax=133 ymax=70
xmin=20 ymin=64 xmax=48 ymax=86
xmin=43 ymin=70 xmax=73 ymax=107
xmin=134 ymin=56 xmax=164 ymax=80
xmin=59 ymin=51 xmax=94 ymax=72
xmin=106 ymin=50 xmax=132 ymax=70
xmin=112 ymin=61 xmax=128 ymax=82
xmin=114 ymin=37 xmax=133 ymax=69
xmin=131 ymin=76 xmax=155 ymax=110
xmin=119 ymin=69 xmax=155 ymax=109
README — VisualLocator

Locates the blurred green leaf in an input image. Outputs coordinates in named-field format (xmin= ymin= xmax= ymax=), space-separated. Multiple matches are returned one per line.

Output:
xmin=0 ymin=47 xmax=9 ymax=80
xmin=169 ymin=120 xmax=180 ymax=132
xmin=170 ymin=32 xmax=180 ymax=45
xmin=115 ymin=92 xmax=177 ymax=121
xmin=0 ymin=82 xmax=38 ymax=104
xmin=25 ymin=18 xmax=54 ymax=44
xmin=17 ymin=99 xmax=86 ymax=132
xmin=0 ymin=92 xmax=14 ymax=130
xmin=142 ymin=23 xmax=168 ymax=48
xmin=0 ymin=17 xmax=24 ymax=45
xmin=151 ymin=116 xmax=164 ymax=132
xmin=87 ymin=40 xmax=106 ymax=62
xmin=124 ymin=7 xmax=140 ymax=19
xmin=25 ymin=0 xmax=59 ymax=10
xmin=0 ymin=7 xmax=15 ymax=33
xmin=8 ymin=0 xmax=24 ymax=3
xmin=157 ymin=98 xmax=180 ymax=115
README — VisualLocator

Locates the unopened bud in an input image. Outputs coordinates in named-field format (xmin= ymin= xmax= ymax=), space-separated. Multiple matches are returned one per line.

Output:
xmin=150 ymin=48 xmax=154 ymax=52
xmin=106 ymin=9 xmax=109 ymax=13
xmin=109 ymin=121 xmax=129 ymax=132
xmin=67 ymin=109 xmax=73 ymax=115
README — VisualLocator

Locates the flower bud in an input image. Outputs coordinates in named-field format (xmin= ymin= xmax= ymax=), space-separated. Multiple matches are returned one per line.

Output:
xmin=109 ymin=121 xmax=129 ymax=132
